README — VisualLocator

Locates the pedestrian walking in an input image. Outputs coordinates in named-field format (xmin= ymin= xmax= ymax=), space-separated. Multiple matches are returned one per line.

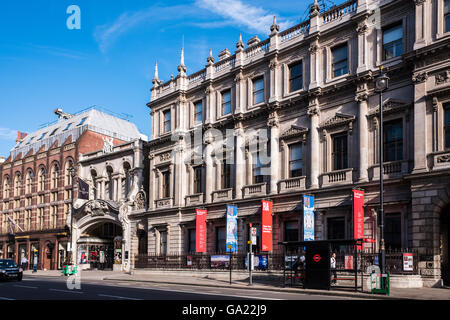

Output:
xmin=330 ymin=252 xmax=337 ymax=284
xmin=32 ymin=253 xmax=38 ymax=273
xmin=21 ymin=256 xmax=28 ymax=270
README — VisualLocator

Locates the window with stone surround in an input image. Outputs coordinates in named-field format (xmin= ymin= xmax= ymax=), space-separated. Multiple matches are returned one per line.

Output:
xmin=14 ymin=173 xmax=21 ymax=197
xmin=25 ymin=170 xmax=33 ymax=194
xmin=188 ymin=228 xmax=196 ymax=253
xmin=193 ymin=166 xmax=202 ymax=194
xmin=162 ymin=170 xmax=170 ymax=198
xmin=445 ymin=103 xmax=450 ymax=149
xmin=163 ymin=109 xmax=171 ymax=133
xmin=289 ymin=143 xmax=303 ymax=177
xmin=51 ymin=164 xmax=59 ymax=189
xmin=3 ymin=176 xmax=10 ymax=198
xmin=38 ymin=168 xmax=46 ymax=192
xmin=383 ymin=119 xmax=403 ymax=161
xmin=194 ymin=100 xmax=202 ymax=125
xmin=289 ymin=61 xmax=303 ymax=92
xmin=222 ymin=90 xmax=231 ymax=115
xmin=215 ymin=226 xmax=226 ymax=253
xmin=252 ymin=77 xmax=264 ymax=105
xmin=284 ymin=220 xmax=299 ymax=242
xmin=332 ymin=44 xmax=348 ymax=78
xmin=221 ymin=154 xmax=232 ymax=189
xmin=159 ymin=230 xmax=168 ymax=255
xmin=327 ymin=217 xmax=345 ymax=240
xmin=446 ymin=0 xmax=450 ymax=33
xmin=383 ymin=22 xmax=403 ymax=60
xmin=385 ymin=213 xmax=402 ymax=249
xmin=252 ymin=152 xmax=265 ymax=184
xmin=332 ymin=132 xmax=348 ymax=170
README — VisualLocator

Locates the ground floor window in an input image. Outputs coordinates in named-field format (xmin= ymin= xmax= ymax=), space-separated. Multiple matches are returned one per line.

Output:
xmin=284 ymin=220 xmax=299 ymax=242
xmin=160 ymin=231 xmax=168 ymax=255
xmin=385 ymin=213 xmax=402 ymax=249
xmin=327 ymin=217 xmax=346 ymax=252
xmin=188 ymin=229 xmax=196 ymax=253
xmin=215 ymin=226 xmax=226 ymax=253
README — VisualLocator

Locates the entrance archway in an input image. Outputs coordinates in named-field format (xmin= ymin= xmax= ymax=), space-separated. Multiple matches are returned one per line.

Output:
xmin=77 ymin=222 xmax=122 ymax=270
xmin=441 ymin=205 xmax=450 ymax=285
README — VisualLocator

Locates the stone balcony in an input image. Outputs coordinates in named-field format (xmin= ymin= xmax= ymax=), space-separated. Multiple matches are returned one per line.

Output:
xmin=185 ymin=193 xmax=204 ymax=206
xmin=278 ymin=176 xmax=306 ymax=193
xmin=320 ymin=168 xmax=354 ymax=187
xmin=369 ymin=160 xmax=409 ymax=180
xmin=429 ymin=151 xmax=450 ymax=171
xmin=155 ymin=197 xmax=173 ymax=209
xmin=212 ymin=188 xmax=233 ymax=202
xmin=243 ymin=182 xmax=267 ymax=198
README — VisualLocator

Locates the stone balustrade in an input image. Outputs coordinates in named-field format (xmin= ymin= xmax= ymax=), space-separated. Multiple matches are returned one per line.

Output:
xmin=321 ymin=168 xmax=353 ymax=187
xmin=278 ymin=176 xmax=306 ymax=193
xmin=245 ymin=39 xmax=270 ymax=59
xmin=185 ymin=193 xmax=204 ymax=206
xmin=212 ymin=188 xmax=234 ymax=202
xmin=322 ymin=0 xmax=357 ymax=25
xmin=243 ymin=182 xmax=267 ymax=198
xmin=280 ymin=20 xmax=310 ymax=43
xmin=429 ymin=151 xmax=450 ymax=171
xmin=370 ymin=160 xmax=410 ymax=180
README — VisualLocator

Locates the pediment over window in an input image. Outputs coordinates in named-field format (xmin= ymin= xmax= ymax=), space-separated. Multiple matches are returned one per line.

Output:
xmin=368 ymin=98 xmax=412 ymax=118
xmin=281 ymin=125 xmax=309 ymax=140
xmin=319 ymin=112 xmax=356 ymax=130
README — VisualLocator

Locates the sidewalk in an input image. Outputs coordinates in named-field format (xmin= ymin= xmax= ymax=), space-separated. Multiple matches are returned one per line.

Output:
xmin=23 ymin=269 xmax=450 ymax=300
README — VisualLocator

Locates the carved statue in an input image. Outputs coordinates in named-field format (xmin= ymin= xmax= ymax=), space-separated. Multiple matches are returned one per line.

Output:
xmin=134 ymin=189 xmax=147 ymax=211
xmin=102 ymin=137 xmax=114 ymax=154
xmin=84 ymin=200 xmax=109 ymax=217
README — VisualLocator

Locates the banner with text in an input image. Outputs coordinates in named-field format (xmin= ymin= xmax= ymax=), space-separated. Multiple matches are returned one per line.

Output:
xmin=195 ymin=209 xmax=207 ymax=253
xmin=303 ymin=195 xmax=315 ymax=241
xmin=226 ymin=205 xmax=238 ymax=253
xmin=261 ymin=200 xmax=273 ymax=252
xmin=353 ymin=189 xmax=365 ymax=250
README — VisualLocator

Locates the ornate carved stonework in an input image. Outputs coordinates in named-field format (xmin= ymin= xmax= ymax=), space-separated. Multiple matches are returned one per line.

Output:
xmin=234 ymin=72 xmax=244 ymax=82
xmin=84 ymin=200 xmax=111 ymax=217
xmin=356 ymin=21 xmax=368 ymax=34
xmin=412 ymin=72 xmax=428 ymax=84
xmin=355 ymin=91 xmax=369 ymax=102
xmin=267 ymin=113 xmax=280 ymax=127
xmin=159 ymin=152 xmax=171 ymax=161
xmin=437 ymin=155 xmax=450 ymax=163
xmin=435 ymin=71 xmax=450 ymax=85
xmin=103 ymin=137 xmax=114 ymax=154
xmin=281 ymin=125 xmax=309 ymax=143
xmin=134 ymin=189 xmax=147 ymax=211
xmin=413 ymin=0 xmax=426 ymax=5
xmin=269 ymin=61 xmax=278 ymax=71
xmin=307 ymin=106 xmax=319 ymax=116
xmin=368 ymin=98 xmax=411 ymax=117
xmin=319 ymin=113 xmax=356 ymax=131
xmin=205 ymin=85 xmax=213 ymax=95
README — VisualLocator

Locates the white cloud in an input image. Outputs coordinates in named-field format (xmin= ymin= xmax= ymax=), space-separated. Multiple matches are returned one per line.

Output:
xmin=195 ymin=0 xmax=295 ymax=34
xmin=0 ymin=128 xmax=17 ymax=141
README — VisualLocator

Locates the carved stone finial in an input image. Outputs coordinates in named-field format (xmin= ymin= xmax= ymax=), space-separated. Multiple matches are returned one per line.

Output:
xmin=152 ymin=61 xmax=162 ymax=86
xmin=236 ymin=33 xmax=245 ymax=50
xmin=270 ymin=16 xmax=280 ymax=34
xmin=310 ymin=0 xmax=321 ymax=16
xmin=177 ymin=47 xmax=187 ymax=74
xmin=207 ymin=48 xmax=215 ymax=65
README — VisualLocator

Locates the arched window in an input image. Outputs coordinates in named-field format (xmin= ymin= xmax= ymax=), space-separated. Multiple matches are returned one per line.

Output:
xmin=3 ymin=176 xmax=10 ymax=198
xmin=38 ymin=168 xmax=46 ymax=192
xmin=14 ymin=173 xmax=21 ymax=197
xmin=122 ymin=162 xmax=131 ymax=200
xmin=106 ymin=166 xmax=114 ymax=200
xmin=51 ymin=164 xmax=59 ymax=189
xmin=25 ymin=170 xmax=33 ymax=194
xmin=91 ymin=169 xmax=98 ymax=199
xmin=65 ymin=159 xmax=74 ymax=186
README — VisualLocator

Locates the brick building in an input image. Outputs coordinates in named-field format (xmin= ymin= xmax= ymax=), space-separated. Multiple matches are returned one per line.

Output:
xmin=0 ymin=107 xmax=145 ymax=270
xmin=135 ymin=0 xmax=450 ymax=287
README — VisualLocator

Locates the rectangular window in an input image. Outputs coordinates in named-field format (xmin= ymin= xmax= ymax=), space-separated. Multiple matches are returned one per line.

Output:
xmin=332 ymin=44 xmax=348 ymax=78
xmin=193 ymin=166 xmax=202 ymax=194
xmin=63 ymin=123 xmax=72 ymax=131
xmin=289 ymin=143 xmax=303 ymax=177
xmin=284 ymin=221 xmax=299 ymax=242
xmin=383 ymin=119 xmax=403 ymax=162
xmin=252 ymin=77 xmax=264 ymax=105
xmin=445 ymin=104 xmax=450 ymax=149
xmin=215 ymin=226 xmax=226 ymax=253
xmin=162 ymin=171 xmax=170 ymax=198
xmin=194 ymin=101 xmax=202 ymax=125
xmin=50 ymin=128 xmax=58 ymax=136
xmin=222 ymin=90 xmax=231 ymax=115
xmin=327 ymin=217 xmax=345 ymax=240
xmin=332 ymin=133 xmax=348 ymax=170
xmin=253 ymin=152 xmax=264 ymax=184
xmin=38 ymin=132 xmax=47 ymax=141
xmin=160 ymin=231 xmax=167 ymax=255
xmin=78 ymin=117 xmax=87 ymax=126
xmin=163 ymin=110 xmax=171 ymax=133
xmin=383 ymin=23 xmax=403 ymax=60
xmin=445 ymin=0 xmax=450 ymax=33
xmin=188 ymin=229 xmax=196 ymax=253
xmin=221 ymin=155 xmax=232 ymax=189
xmin=385 ymin=213 xmax=402 ymax=249
xmin=289 ymin=61 xmax=303 ymax=92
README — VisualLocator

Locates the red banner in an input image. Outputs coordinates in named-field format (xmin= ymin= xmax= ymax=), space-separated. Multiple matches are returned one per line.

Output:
xmin=196 ymin=209 xmax=207 ymax=253
xmin=353 ymin=190 xmax=365 ymax=250
xmin=261 ymin=200 xmax=273 ymax=252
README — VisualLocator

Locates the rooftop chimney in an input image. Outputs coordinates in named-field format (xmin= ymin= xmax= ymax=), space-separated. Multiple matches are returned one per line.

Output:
xmin=16 ymin=131 xmax=28 ymax=144
xmin=54 ymin=108 xmax=73 ymax=120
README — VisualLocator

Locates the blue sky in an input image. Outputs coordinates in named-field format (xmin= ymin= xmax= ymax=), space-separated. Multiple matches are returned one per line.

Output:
xmin=0 ymin=0 xmax=345 ymax=158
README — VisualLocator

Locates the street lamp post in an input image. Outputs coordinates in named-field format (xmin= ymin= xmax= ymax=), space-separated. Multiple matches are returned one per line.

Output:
xmin=375 ymin=67 xmax=389 ymax=284
xmin=68 ymin=163 xmax=76 ymax=265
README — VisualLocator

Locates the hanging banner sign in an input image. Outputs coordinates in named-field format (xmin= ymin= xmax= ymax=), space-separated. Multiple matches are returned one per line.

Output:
xmin=303 ymin=195 xmax=315 ymax=241
xmin=353 ymin=189 xmax=365 ymax=249
xmin=196 ymin=209 xmax=207 ymax=253
xmin=261 ymin=200 xmax=273 ymax=252
xmin=226 ymin=205 xmax=238 ymax=253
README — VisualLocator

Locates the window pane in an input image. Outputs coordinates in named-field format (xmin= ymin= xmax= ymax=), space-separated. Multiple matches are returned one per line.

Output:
xmin=223 ymin=102 xmax=231 ymax=115
xmin=332 ymin=134 xmax=348 ymax=170
xmin=290 ymin=78 xmax=303 ymax=92
xmin=383 ymin=119 xmax=403 ymax=161
xmin=446 ymin=15 xmax=450 ymax=33
xmin=332 ymin=45 xmax=347 ymax=63
xmin=222 ymin=91 xmax=231 ymax=103
xmin=385 ymin=214 xmax=401 ymax=249
xmin=445 ymin=0 xmax=450 ymax=14
xmin=195 ymin=102 xmax=202 ymax=123
xmin=289 ymin=144 xmax=302 ymax=161
xmin=253 ymin=78 xmax=264 ymax=92
xmin=253 ymin=91 xmax=264 ymax=104
xmin=216 ymin=227 xmax=226 ymax=252
xmin=290 ymin=63 xmax=302 ymax=79
xmin=383 ymin=25 xmax=402 ymax=44
xmin=284 ymin=221 xmax=298 ymax=242
xmin=327 ymin=217 xmax=345 ymax=240
xmin=445 ymin=107 xmax=450 ymax=126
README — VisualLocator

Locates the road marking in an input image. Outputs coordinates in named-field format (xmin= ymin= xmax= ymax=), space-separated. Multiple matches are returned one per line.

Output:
xmin=14 ymin=285 xmax=38 ymax=289
xmin=97 ymin=294 xmax=142 ymax=300
xmin=49 ymin=288 xmax=84 ymax=294
xmin=0 ymin=297 xmax=16 ymax=300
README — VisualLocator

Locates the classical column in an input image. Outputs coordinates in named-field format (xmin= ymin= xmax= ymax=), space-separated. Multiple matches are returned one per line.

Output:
xmin=309 ymin=37 xmax=320 ymax=89
xmin=101 ymin=179 xmax=106 ymax=200
xmin=356 ymin=86 xmax=369 ymax=182
xmin=234 ymin=122 xmax=245 ymax=199
xmin=113 ymin=176 xmax=118 ymax=201
xmin=412 ymin=72 xmax=429 ymax=173
xmin=205 ymin=85 xmax=214 ymax=125
xmin=269 ymin=58 xmax=279 ymax=103
xmin=149 ymin=154 xmax=155 ymax=210
xmin=413 ymin=0 xmax=428 ymax=50
xmin=205 ymin=136 xmax=214 ymax=203
xmin=234 ymin=72 xmax=244 ymax=114
xmin=268 ymin=112 xmax=280 ymax=194
xmin=356 ymin=18 xmax=368 ymax=73
xmin=174 ymin=143 xmax=185 ymax=206
xmin=307 ymin=97 xmax=320 ymax=189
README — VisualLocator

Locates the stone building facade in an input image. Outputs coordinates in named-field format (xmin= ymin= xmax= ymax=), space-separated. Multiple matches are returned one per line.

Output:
xmin=0 ymin=108 xmax=146 ymax=270
xmin=133 ymin=0 xmax=450 ymax=287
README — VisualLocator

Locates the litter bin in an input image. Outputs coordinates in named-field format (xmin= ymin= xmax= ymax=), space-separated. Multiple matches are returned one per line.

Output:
xmin=371 ymin=273 xmax=390 ymax=296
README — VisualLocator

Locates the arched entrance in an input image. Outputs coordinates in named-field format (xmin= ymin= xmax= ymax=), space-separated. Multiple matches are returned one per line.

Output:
xmin=441 ymin=205 xmax=450 ymax=285
xmin=77 ymin=221 xmax=122 ymax=270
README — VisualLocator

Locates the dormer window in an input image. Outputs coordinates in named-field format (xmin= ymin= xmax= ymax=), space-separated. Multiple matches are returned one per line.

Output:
xmin=63 ymin=123 xmax=72 ymax=131
xmin=26 ymin=137 xmax=34 ymax=145
xmin=50 ymin=128 xmax=58 ymax=136
xmin=78 ymin=117 xmax=87 ymax=126
xmin=38 ymin=132 xmax=47 ymax=141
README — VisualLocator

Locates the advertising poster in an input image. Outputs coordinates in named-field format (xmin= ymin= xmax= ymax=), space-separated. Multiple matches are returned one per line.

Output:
xmin=345 ymin=255 xmax=354 ymax=270
xmin=226 ymin=205 xmax=238 ymax=253
xmin=195 ymin=209 xmax=207 ymax=253
xmin=210 ymin=255 xmax=230 ymax=268
xmin=353 ymin=189 xmax=365 ymax=250
xmin=303 ymin=195 xmax=315 ymax=241
xmin=261 ymin=200 xmax=273 ymax=252
xmin=245 ymin=255 xmax=268 ymax=270
xmin=403 ymin=253 xmax=413 ymax=271
xmin=186 ymin=255 xmax=192 ymax=267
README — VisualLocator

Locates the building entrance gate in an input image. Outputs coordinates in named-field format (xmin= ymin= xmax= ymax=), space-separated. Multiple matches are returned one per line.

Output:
xmin=280 ymin=239 xmax=364 ymax=292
